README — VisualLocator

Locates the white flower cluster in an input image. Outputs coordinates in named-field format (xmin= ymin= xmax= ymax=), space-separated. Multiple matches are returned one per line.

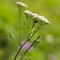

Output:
xmin=24 ymin=10 xmax=34 ymax=17
xmin=33 ymin=13 xmax=50 ymax=24
xmin=16 ymin=2 xmax=50 ymax=24
xmin=16 ymin=2 xmax=28 ymax=8
xmin=24 ymin=10 xmax=50 ymax=24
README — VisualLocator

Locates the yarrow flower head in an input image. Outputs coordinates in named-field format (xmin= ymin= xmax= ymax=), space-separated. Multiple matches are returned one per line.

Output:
xmin=32 ymin=13 xmax=51 ymax=28
xmin=24 ymin=10 xmax=34 ymax=17
xmin=24 ymin=10 xmax=34 ymax=22
xmin=16 ymin=2 xmax=28 ymax=8
xmin=24 ymin=10 xmax=51 ymax=29
xmin=33 ymin=13 xmax=50 ymax=24
xmin=38 ymin=16 xmax=50 ymax=24
xmin=25 ymin=11 xmax=50 ymax=24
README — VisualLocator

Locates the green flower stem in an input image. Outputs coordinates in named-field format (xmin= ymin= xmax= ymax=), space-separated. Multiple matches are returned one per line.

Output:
xmin=18 ymin=7 xmax=22 ymax=42
xmin=27 ymin=27 xmax=34 ymax=40
xmin=27 ymin=27 xmax=39 ymax=40
xmin=20 ymin=36 xmax=40 ymax=60
xmin=13 ymin=40 xmax=28 ymax=60
xmin=13 ymin=27 xmax=39 ymax=60
xmin=13 ymin=7 xmax=23 ymax=60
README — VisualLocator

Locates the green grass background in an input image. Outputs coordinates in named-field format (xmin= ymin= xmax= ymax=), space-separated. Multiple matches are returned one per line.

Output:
xmin=0 ymin=0 xmax=60 ymax=60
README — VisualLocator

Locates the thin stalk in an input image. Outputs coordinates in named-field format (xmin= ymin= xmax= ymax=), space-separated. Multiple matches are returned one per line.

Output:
xmin=27 ymin=27 xmax=34 ymax=40
xmin=28 ymin=28 xmax=39 ymax=40
xmin=19 ymin=7 xmax=22 ymax=43
xmin=13 ymin=7 xmax=22 ymax=60
xmin=13 ymin=40 xmax=28 ymax=60
xmin=27 ymin=23 xmax=38 ymax=40
xmin=20 ymin=36 xmax=40 ymax=60
xmin=13 ymin=28 xmax=39 ymax=60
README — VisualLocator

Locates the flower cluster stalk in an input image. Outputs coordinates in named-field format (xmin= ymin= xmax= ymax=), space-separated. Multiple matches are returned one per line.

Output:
xmin=13 ymin=27 xmax=39 ymax=60
xmin=20 ymin=36 xmax=40 ymax=60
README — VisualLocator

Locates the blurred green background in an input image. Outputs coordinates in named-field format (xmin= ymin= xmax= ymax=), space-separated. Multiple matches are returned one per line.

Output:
xmin=0 ymin=0 xmax=60 ymax=60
